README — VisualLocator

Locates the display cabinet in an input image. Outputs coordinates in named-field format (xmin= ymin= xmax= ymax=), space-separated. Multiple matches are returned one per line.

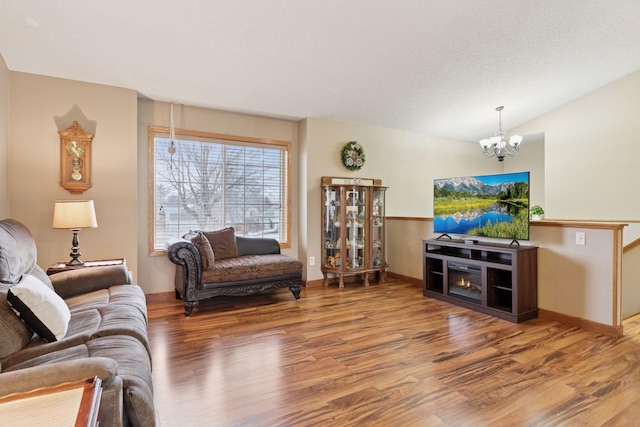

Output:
xmin=321 ymin=177 xmax=387 ymax=287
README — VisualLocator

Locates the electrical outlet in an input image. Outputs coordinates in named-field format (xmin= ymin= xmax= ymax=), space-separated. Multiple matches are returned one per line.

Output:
xmin=576 ymin=232 xmax=586 ymax=246
xmin=309 ymin=256 xmax=315 ymax=266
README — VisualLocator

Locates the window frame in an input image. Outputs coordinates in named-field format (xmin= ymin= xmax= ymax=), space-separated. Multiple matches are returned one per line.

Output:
xmin=148 ymin=126 xmax=292 ymax=256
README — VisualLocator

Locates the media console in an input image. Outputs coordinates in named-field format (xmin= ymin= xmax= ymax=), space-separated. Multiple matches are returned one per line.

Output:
xmin=422 ymin=238 xmax=538 ymax=323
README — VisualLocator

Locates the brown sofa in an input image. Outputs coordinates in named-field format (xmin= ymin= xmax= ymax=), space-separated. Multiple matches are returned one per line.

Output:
xmin=0 ymin=219 xmax=155 ymax=427
xmin=166 ymin=227 xmax=303 ymax=316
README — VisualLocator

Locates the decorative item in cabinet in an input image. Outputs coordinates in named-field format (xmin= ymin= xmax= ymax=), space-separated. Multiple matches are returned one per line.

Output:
xmin=321 ymin=177 xmax=387 ymax=288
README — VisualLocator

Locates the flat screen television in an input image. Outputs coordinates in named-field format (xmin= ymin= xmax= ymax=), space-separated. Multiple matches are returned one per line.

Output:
xmin=433 ymin=171 xmax=530 ymax=242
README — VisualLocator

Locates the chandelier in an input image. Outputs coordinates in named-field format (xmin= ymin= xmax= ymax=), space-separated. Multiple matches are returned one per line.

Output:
xmin=479 ymin=106 xmax=523 ymax=162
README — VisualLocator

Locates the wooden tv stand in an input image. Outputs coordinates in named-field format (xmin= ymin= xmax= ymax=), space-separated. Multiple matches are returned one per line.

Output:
xmin=422 ymin=238 xmax=538 ymax=323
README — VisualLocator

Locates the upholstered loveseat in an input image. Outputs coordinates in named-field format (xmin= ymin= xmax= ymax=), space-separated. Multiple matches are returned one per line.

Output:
xmin=166 ymin=227 xmax=303 ymax=316
xmin=0 ymin=219 xmax=155 ymax=427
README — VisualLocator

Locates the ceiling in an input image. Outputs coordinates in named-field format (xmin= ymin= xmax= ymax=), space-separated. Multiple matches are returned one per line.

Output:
xmin=2 ymin=1 xmax=640 ymax=141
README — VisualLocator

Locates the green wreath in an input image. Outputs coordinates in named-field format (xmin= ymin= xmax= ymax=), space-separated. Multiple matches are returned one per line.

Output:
xmin=341 ymin=141 xmax=365 ymax=171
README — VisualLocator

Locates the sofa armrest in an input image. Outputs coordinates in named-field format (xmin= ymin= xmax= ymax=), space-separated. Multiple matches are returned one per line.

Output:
xmin=0 ymin=357 xmax=118 ymax=396
xmin=50 ymin=264 xmax=132 ymax=299
xmin=166 ymin=237 xmax=201 ymax=300
xmin=166 ymin=237 xmax=200 ymax=266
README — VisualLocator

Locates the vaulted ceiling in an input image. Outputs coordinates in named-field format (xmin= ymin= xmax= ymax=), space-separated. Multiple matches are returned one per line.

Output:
xmin=2 ymin=1 xmax=640 ymax=141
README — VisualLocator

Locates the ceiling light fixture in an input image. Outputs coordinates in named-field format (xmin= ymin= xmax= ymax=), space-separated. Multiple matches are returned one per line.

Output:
xmin=479 ymin=106 xmax=523 ymax=162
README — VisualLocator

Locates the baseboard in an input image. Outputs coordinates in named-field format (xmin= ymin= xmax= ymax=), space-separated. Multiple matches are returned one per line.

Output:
xmin=538 ymin=308 xmax=623 ymax=339
xmin=304 ymin=278 xmax=324 ymax=288
xmin=145 ymin=291 xmax=176 ymax=302
xmin=387 ymin=272 xmax=422 ymax=287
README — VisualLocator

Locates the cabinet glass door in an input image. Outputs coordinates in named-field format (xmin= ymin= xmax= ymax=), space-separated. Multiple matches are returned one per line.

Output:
xmin=322 ymin=186 xmax=341 ymax=268
xmin=371 ymin=188 xmax=386 ymax=268
xmin=345 ymin=187 xmax=366 ymax=270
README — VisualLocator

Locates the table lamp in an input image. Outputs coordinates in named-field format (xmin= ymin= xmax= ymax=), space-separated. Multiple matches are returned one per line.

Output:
xmin=52 ymin=200 xmax=98 ymax=266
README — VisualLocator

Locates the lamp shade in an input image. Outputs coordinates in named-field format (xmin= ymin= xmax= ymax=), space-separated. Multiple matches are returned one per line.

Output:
xmin=52 ymin=200 xmax=98 ymax=229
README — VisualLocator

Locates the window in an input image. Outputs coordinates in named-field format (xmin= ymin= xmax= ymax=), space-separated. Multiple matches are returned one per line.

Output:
xmin=149 ymin=127 xmax=291 ymax=254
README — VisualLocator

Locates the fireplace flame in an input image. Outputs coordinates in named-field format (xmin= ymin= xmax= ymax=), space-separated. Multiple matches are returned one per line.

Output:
xmin=459 ymin=278 xmax=471 ymax=288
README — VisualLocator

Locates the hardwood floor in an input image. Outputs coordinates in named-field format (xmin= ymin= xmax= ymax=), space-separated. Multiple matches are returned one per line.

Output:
xmin=147 ymin=280 xmax=640 ymax=427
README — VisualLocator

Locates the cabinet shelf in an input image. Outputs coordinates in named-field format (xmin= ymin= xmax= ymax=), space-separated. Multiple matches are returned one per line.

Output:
xmin=423 ymin=239 xmax=538 ymax=323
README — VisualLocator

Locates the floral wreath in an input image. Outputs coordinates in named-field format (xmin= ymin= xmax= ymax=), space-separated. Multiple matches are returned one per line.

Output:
xmin=341 ymin=141 xmax=365 ymax=171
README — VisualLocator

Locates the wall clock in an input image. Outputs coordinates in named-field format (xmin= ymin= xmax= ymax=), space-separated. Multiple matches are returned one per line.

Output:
xmin=58 ymin=121 xmax=93 ymax=194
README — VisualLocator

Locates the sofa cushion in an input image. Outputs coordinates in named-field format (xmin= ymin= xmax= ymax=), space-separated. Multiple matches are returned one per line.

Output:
xmin=204 ymin=227 xmax=239 ymax=260
xmin=0 ymin=290 xmax=33 ymax=359
xmin=0 ymin=219 xmax=37 ymax=285
xmin=64 ymin=284 xmax=148 ymax=322
xmin=7 ymin=274 xmax=71 ymax=342
xmin=200 ymin=254 xmax=303 ymax=284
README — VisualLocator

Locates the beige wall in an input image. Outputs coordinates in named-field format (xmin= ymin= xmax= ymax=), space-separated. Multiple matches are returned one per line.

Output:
xmin=386 ymin=218 xmax=432 ymax=281
xmin=0 ymin=54 xmax=8 ymax=217
xmin=504 ymin=132 xmax=545 ymax=209
xmin=531 ymin=223 xmax=622 ymax=327
xmin=8 ymin=73 xmax=139 ymax=281
xmin=511 ymin=69 xmax=640 ymax=221
xmin=623 ymin=247 xmax=640 ymax=318
xmin=388 ymin=218 xmax=623 ymax=330
xmin=300 ymin=117 xmax=503 ymax=282
xmin=137 ymin=100 xmax=300 ymax=294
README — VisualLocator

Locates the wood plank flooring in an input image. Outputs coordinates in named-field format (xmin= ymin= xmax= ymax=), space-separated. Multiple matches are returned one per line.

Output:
xmin=147 ymin=280 xmax=640 ymax=426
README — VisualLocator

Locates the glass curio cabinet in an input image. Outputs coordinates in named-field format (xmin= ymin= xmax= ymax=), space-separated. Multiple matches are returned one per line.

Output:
xmin=321 ymin=177 xmax=387 ymax=287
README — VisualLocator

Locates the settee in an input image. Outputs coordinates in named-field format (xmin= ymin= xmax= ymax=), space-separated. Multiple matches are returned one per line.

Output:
xmin=166 ymin=227 xmax=303 ymax=316
xmin=0 ymin=219 xmax=155 ymax=427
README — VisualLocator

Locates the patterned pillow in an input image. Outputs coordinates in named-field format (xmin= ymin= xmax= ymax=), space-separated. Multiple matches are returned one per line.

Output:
xmin=190 ymin=232 xmax=215 ymax=270
xmin=203 ymin=227 xmax=239 ymax=260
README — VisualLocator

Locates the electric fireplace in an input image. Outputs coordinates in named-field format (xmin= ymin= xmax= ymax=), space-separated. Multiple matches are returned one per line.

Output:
xmin=447 ymin=261 xmax=482 ymax=303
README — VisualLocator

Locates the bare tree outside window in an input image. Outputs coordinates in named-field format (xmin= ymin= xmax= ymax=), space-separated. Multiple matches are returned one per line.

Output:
xmin=149 ymin=128 xmax=290 ymax=254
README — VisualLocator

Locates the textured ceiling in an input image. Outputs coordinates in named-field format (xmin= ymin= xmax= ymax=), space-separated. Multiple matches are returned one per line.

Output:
xmin=1 ymin=1 xmax=640 ymax=141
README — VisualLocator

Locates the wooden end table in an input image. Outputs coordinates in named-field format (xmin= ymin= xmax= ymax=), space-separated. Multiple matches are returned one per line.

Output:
xmin=0 ymin=377 xmax=102 ymax=427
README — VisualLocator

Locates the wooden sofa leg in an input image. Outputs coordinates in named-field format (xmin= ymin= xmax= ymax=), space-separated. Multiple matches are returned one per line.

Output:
xmin=175 ymin=290 xmax=182 ymax=300
xmin=289 ymin=285 xmax=301 ymax=300
xmin=184 ymin=301 xmax=198 ymax=317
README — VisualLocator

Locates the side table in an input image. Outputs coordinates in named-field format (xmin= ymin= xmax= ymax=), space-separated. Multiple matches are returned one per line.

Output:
xmin=46 ymin=258 xmax=125 ymax=275
xmin=0 ymin=377 xmax=102 ymax=427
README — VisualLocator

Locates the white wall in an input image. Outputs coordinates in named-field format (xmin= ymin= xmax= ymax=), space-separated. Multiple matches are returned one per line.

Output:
xmin=137 ymin=100 xmax=300 ymax=294
xmin=0 ymin=54 xmax=8 ymax=217
xmin=8 ymin=73 xmax=139 ymax=282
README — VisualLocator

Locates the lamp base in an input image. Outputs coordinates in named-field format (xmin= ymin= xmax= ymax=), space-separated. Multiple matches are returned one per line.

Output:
xmin=66 ymin=257 xmax=85 ymax=266
xmin=66 ymin=229 xmax=85 ymax=266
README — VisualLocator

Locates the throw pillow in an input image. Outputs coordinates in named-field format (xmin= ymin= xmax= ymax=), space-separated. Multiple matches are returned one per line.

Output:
xmin=7 ymin=274 xmax=71 ymax=342
xmin=191 ymin=232 xmax=215 ymax=270
xmin=204 ymin=227 xmax=239 ymax=260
